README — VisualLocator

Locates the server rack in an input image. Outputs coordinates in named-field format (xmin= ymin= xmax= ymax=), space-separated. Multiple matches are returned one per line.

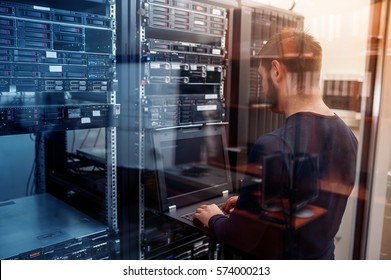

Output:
xmin=228 ymin=4 xmax=304 ymax=159
xmin=117 ymin=0 xmax=236 ymax=259
xmin=0 ymin=0 xmax=119 ymax=260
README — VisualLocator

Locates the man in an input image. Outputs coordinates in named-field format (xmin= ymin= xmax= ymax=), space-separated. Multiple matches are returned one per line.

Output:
xmin=193 ymin=29 xmax=358 ymax=259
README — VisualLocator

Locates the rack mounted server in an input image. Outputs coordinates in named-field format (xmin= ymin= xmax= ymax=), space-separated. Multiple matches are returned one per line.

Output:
xmin=0 ymin=1 xmax=116 ymax=95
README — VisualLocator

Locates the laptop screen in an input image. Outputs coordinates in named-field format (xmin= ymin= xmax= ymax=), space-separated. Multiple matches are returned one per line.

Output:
xmin=151 ymin=125 xmax=233 ymax=212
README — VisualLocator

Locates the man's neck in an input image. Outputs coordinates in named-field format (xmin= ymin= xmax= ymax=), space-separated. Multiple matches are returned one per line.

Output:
xmin=284 ymin=93 xmax=334 ymax=118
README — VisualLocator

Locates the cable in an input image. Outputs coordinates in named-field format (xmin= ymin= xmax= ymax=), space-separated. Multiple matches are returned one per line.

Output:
xmin=93 ymin=128 xmax=102 ymax=147
xmin=79 ymin=129 xmax=91 ymax=148
xmin=26 ymin=160 xmax=36 ymax=196
xmin=26 ymin=133 xmax=38 ymax=196
xmin=289 ymin=0 xmax=296 ymax=11
xmin=70 ymin=130 xmax=76 ymax=153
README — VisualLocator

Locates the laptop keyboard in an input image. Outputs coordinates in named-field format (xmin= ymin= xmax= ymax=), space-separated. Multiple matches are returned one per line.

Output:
xmin=181 ymin=203 xmax=227 ymax=222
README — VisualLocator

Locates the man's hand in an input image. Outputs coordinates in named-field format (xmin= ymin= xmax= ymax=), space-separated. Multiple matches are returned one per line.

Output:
xmin=193 ymin=204 xmax=224 ymax=227
xmin=223 ymin=195 xmax=238 ymax=213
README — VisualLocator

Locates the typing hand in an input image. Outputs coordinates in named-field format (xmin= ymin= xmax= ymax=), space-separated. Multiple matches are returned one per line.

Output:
xmin=193 ymin=204 xmax=224 ymax=227
xmin=223 ymin=196 xmax=238 ymax=213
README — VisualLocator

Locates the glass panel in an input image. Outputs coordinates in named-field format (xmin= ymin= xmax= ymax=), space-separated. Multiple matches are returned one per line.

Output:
xmin=3 ymin=0 xmax=390 ymax=261
xmin=377 ymin=9 xmax=391 ymax=260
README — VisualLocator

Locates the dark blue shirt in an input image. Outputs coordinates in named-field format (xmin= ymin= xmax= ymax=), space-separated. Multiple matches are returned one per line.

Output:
xmin=209 ymin=112 xmax=358 ymax=259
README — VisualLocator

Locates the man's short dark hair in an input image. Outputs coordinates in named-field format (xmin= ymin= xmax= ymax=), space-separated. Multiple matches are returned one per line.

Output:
xmin=258 ymin=29 xmax=322 ymax=74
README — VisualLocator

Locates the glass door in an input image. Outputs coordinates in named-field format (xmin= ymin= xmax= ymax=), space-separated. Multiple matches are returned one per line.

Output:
xmin=365 ymin=0 xmax=391 ymax=259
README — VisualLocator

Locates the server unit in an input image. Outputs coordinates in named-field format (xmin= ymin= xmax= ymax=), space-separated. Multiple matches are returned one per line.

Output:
xmin=0 ymin=0 xmax=119 ymax=260
xmin=141 ymin=0 xmax=228 ymax=129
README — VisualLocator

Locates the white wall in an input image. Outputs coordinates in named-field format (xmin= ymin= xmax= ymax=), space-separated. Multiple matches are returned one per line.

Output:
xmin=293 ymin=0 xmax=370 ymax=77
xmin=294 ymin=0 xmax=371 ymax=260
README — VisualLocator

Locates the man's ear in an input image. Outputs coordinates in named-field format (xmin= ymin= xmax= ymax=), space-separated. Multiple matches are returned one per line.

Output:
xmin=271 ymin=60 xmax=283 ymax=82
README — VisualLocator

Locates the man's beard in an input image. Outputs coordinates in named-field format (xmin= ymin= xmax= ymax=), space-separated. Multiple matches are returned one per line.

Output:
xmin=265 ymin=77 xmax=279 ymax=111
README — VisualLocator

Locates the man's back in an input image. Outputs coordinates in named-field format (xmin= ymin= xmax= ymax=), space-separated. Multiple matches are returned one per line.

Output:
xmin=235 ymin=112 xmax=358 ymax=259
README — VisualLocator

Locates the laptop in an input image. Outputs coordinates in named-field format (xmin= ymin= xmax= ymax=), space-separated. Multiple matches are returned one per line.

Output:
xmin=148 ymin=124 xmax=235 ymax=232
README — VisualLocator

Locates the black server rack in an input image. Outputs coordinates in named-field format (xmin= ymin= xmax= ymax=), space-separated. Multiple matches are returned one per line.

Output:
xmin=0 ymin=0 xmax=119 ymax=260
xmin=228 ymin=5 xmax=304 ymax=160
xmin=117 ymin=0 xmax=235 ymax=260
